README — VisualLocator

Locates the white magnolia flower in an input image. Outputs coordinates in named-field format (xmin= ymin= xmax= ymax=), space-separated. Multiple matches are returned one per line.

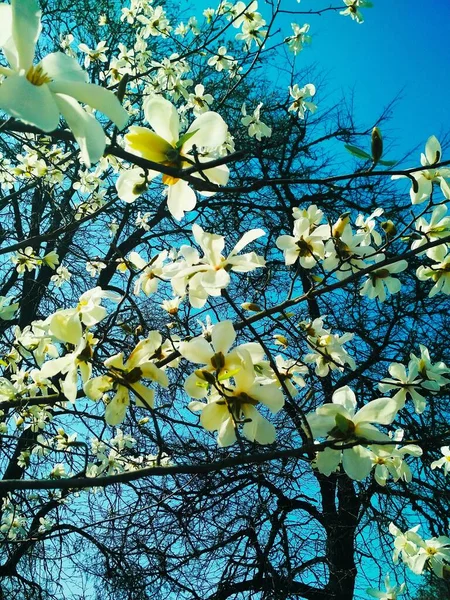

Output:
xmin=431 ymin=446 xmax=450 ymax=475
xmin=241 ymin=103 xmax=272 ymax=141
xmin=276 ymin=217 xmax=330 ymax=268
xmin=284 ymin=23 xmax=311 ymax=55
xmin=360 ymin=255 xmax=408 ymax=302
xmin=417 ymin=244 xmax=450 ymax=297
xmin=124 ymin=96 xmax=229 ymax=220
xmin=207 ymin=46 xmax=235 ymax=72
xmin=288 ymin=83 xmax=317 ymax=119
xmin=84 ymin=333 xmax=169 ymax=426
xmin=189 ymin=349 xmax=284 ymax=447
xmin=48 ymin=287 xmax=120 ymax=345
xmin=412 ymin=204 xmax=450 ymax=252
xmin=78 ymin=41 xmax=109 ymax=68
xmin=180 ymin=320 xmax=264 ymax=399
xmin=304 ymin=330 xmax=355 ymax=377
xmin=127 ymin=250 xmax=168 ymax=296
xmin=379 ymin=361 xmax=439 ymax=414
xmin=368 ymin=437 xmax=422 ymax=486
xmin=392 ymin=136 xmax=450 ymax=204
xmin=355 ymin=207 xmax=384 ymax=246
xmin=187 ymin=84 xmax=214 ymax=116
xmin=367 ymin=574 xmax=405 ymax=600
xmin=323 ymin=225 xmax=373 ymax=280
xmin=307 ymin=386 xmax=399 ymax=480
xmin=166 ymin=225 xmax=266 ymax=308
xmin=340 ymin=0 xmax=373 ymax=24
xmin=0 ymin=0 xmax=128 ymax=166
xmin=39 ymin=332 xmax=97 ymax=403
xmin=407 ymin=532 xmax=450 ymax=578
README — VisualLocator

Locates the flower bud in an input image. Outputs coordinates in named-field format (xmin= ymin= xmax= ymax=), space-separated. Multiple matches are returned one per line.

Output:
xmin=371 ymin=127 xmax=383 ymax=164
xmin=241 ymin=302 xmax=262 ymax=312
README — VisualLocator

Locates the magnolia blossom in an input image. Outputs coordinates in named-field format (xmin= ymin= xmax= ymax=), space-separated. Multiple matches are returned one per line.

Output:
xmin=189 ymin=349 xmax=284 ymax=446
xmin=276 ymin=217 xmax=330 ymax=268
xmin=207 ymin=46 xmax=234 ymax=72
xmin=39 ymin=333 xmax=97 ymax=403
xmin=166 ymin=225 xmax=265 ymax=308
xmin=407 ymin=531 xmax=450 ymax=578
xmin=48 ymin=287 xmax=120 ymax=345
xmin=304 ymin=330 xmax=356 ymax=377
xmin=0 ymin=0 xmax=128 ymax=165
xmin=307 ymin=386 xmax=399 ymax=480
xmin=360 ymin=255 xmax=408 ymax=302
xmin=340 ymin=0 xmax=373 ymax=24
xmin=322 ymin=225 xmax=373 ymax=280
xmin=392 ymin=136 xmax=450 ymax=204
xmin=431 ymin=446 xmax=450 ymax=475
xmin=84 ymin=333 xmax=169 ymax=426
xmin=355 ymin=207 xmax=384 ymax=246
xmin=368 ymin=437 xmax=422 ymax=486
xmin=124 ymin=96 xmax=229 ymax=220
xmin=284 ymin=23 xmax=311 ymax=55
xmin=241 ymin=103 xmax=272 ymax=140
xmin=379 ymin=361 xmax=439 ymax=414
xmin=412 ymin=204 xmax=450 ymax=252
xmin=416 ymin=245 xmax=450 ymax=297
xmin=288 ymin=83 xmax=317 ymax=119
xmin=366 ymin=574 xmax=405 ymax=600
xmin=180 ymin=320 xmax=264 ymax=399
xmin=126 ymin=250 xmax=168 ymax=296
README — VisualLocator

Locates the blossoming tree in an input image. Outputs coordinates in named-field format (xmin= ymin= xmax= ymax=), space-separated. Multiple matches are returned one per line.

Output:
xmin=0 ymin=0 xmax=449 ymax=598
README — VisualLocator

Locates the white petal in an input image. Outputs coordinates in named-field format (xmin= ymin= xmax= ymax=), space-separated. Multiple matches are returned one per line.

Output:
xmin=167 ymin=180 xmax=196 ymax=220
xmin=342 ymin=446 xmax=372 ymax=480
xmin=211 ymin=321 xmax=236 ymax=355
xmin=425 ymin=135 xmax=441 ymax=165
xmin=315 ymin=447 xmax=342 ymax=476
xmin=12 ymin=0 xmax=41 ymax=70
xmin=230 ymin=229 xmax=265 ymax=256
xmin=0 ymin=4 xmax=12 ymax=47
xmin=200 ymin=402 xmax=228 ymax=431
xmin=41 ymin=52 xmax=88 ymax=83
xmin=332 ymin=386 xmax=357 ymax=413
xmin=49 ymin=80 xmax=128 ymax=129
xmin=54 ymin=94 xmax=106 ymax=167
xmin=144 ymin=95 xmax=179 ymax=145
xmin=242 ymin=405 xmax=276 ymax=444
xmin=179 ymin=337 xmax=213 ymax=364
xmin=0 ymin=74 xmax=59 ymax=131
xmin=354 ymin=398 xmax=399 ymax=425
xmin=183 ymin=111 xmax=228 ymax=152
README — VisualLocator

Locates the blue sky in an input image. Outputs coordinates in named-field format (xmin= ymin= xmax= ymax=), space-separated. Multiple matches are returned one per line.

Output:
xmin=276 ymin=0 xmax=450 ymax=155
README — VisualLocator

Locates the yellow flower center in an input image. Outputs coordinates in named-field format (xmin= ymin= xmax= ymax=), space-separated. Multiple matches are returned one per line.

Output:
xmin=26 ymin=65 xmax=52 ymax=86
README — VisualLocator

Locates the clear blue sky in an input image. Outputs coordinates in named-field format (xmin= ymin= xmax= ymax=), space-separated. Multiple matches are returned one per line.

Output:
xmin=294 ymin=0 xmax=450 ymax=154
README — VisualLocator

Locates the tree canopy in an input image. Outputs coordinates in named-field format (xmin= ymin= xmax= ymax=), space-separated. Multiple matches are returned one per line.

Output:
xmin=0 ymin=1 xmax=449 ymax=599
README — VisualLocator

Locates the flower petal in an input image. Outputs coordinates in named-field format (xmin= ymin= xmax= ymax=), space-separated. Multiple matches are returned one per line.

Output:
xmin=0 ymin=4 xmax=12 ymax=47
xmin=125 ymin=126 xmax=172 ymax=163
xmin=183 ymin=111 xmax=228 ymax=151
xmin=167 ymin=179 xmax=196 ymax=220
xmin=49 ymin=80 xmax=129 ymax=129
xmin=144 ymin=95 xmax=179 ymax=145
xmin=41 ymin=52 xmax=88 ymax=83
xmin=54 ymin=93 xmax=105 ymax=167
xmin=12 ymin=0 xmax=41 ymax=71
xmin=0 ymin=74 xmax=59 ymax=131
xmin=211 ymin=321 xmax=236 ymax=355
xmin=342 ymin=446 xmax=372 ymax=480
